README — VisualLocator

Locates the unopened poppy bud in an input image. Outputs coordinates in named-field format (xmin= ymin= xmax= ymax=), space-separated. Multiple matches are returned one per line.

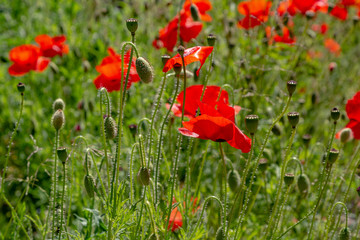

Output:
xmin=207 ymin=34 xmax=217 ymax=46
xmin=136 ymin=57 xmax=154 ymax=84
xmin=173 ymin=63 xmax=182 ymax=75
xmin=51 ymin=109 xmax=65 ymax=131
xmin=271 ymin=123 xmax=282 ymax=136
xmin=84 ymin=175 xmax=95 ymax=198
xmin=329 ymin=62 xmax=337 ymax=72
xmin=284 ymin=173 xmax=295 ymax=186
xmin=259 ymin=158 xmax=268 ymax=172
xmin=287 ymin=112 xmax=300 ymax=128
xmin=53 ymin=98 xmax=65 ymax=111
xmin=356 ymin=186 xmax=360 ymax=197
xmin=228 ymin=170 xmax=241 ymax=192
xmin=129 ymin=124 xmax=137 ymax=137
xmin=162 ymin=55 xmax=171 ymax=66
xmin=331 ymin=107 xmax=340 ymax=121
xmin=105 ymin=116 xmax=117 ymax=140
xmin=190 ymin=4 xmax=200 ymax=21
xmin=297 ymin=174 xmax=310 ymax=196
xmin=287 ymin=80 xmax=297 ymax=96
xmin=302 ymin=134 xmax=311 ymax=148
xmin=245 ymin=115 xmax=259 ymax=134
xmin=340 ymin=128 xmax=353 ymax=143
xmin=339 ymin=227 xmax=350 ymax=240
xmin=177 ymin=45 xmax=185 ymax=57
xmin=126 ymin=18 xmax=138 ymax=34
xmin=57 ymin=147 xmax=68 ymax=165
xmin=17 ymin=82 xmax=25 ymax=93
xmin=215 ymin=226 xmax=225 ymax=240
xmin=137 ymin=167 xmax=150 ymax=186
xmin=328 ymin=148 xmax=339 ymax=164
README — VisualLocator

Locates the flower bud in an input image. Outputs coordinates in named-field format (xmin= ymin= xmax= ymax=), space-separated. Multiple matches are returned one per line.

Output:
xmin=129 ymin=124 xmax=137 ymax=137
xmin=57 ymin=147 xmax=68 ymax=165
xmin=297 ymin=174 xmax=310 ymax=196
xmin=287 ymin=80 xmax=297 ymax=96
xmin=328 ymin=148 xmax=339 ymax=164
xmin=105 ymin=116 xmax=117 ymax=140
xmin=331 ymin=107 xmax=340 ymax=121
xmin=177 ymin=45 xmax=185 ymax=57
xmin=215 ymin=226 xmax=225 ymax=240
xmin=190 ymin=4 xmax=200 ymax=21
xmin=84 ymin=175 xmax=95 ymax=198
xmin=53 ymin=98 xmax=65 ymax=111
xmin=51 ymin=109 xmax=65 ymax=131
xmin=340 ymin=128 xmax=353 ymax=144
xmin=259 ymin=158 xmax=268 ymax=172
xmin=162 ymin=55 xmax=171 ymax=66
xmin=271 ymin=123 xmax=282 ymax=136
xmin=302 ymin=134 xmax=311 ymax=148
xmin=287 ymin=112 xmax=300 ymax=128
xmin=245 ymin=115 xmax=259 ymax=134
xmin=17 ymin=82 xmax=25 ymax=93
xmin=228 ymin=169 xmax=241 ymax=192
xmin=126 ymin=18 xmax=138 ymax=34
xmin=137 ymin=167 xmax=150 ymax=186
xmin=284 ymin=173 xmax=295 ymax=186
xmin=207 ymin=34 xmax=217 ymax=46
xmin=173 ymin=63 xmax=182 ymax=75
xmin=339 ymin=227 xmax=350 ymax=240
xmin=136 ymin=57 xmax=154 ymax=84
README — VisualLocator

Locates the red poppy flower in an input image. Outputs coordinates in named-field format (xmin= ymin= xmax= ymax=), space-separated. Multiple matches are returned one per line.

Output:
xmin=292 ymin=0 xmax=322 ymax=14
xmin=237 ymin=0 xmax=272 ymax=29
xmin=278 ymin=0 xmax=327 ymax=16
xmin=330 ymin=5 xmax=348 ymax=20
xmin=8 ymin=44 xmax=50 ymax=76
xmin=273 ymin=27 xmax=296 ymax=45
xmin=336 ymin=91 xmax=360 ymax=139
xmin=183 ymin=0 xmax=213 ymax=21
xmin=93 ymin=47 xmax=140 ymax=92
xmin=167 ymin=85 xmax=241 ymax=119
xmin=324 ymin=38 xmax=341 ymax=56
xmin=179 ymin=102 xmax=251 ymax=152
xmin=35 ymin=34 xmax=69 ymax=58
xmin=162 ymin=46 xmax=213 ymax=76
xmin=311 ymin=23 xmax=328 ymax=34
xmin=168 ymin=198 xmax=199 ymax=232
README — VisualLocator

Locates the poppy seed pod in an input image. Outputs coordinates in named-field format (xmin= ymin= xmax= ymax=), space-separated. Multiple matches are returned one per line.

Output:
xmin=331 ymin=107 xmax=340 ymax=121
xmin=51 ymin=109 xmax=65 ymax=131
xmin=137 ymin=167 xmax=150 ymax=186
xmin=173 ymin=63 xmax=182 ymax=75
xmin=340 ymin=128 xmax=353 ymax=143
xmin=126 ymin=18 xmax=138 ymax=34
xmin=177 ymin=45 xmax=185 ymax=56
xmin=287 ymin=112 xmax=300 ymax=128
xmin=297 ymin=174 xmax=310 ymax=196
xmin=215 ymin=226 xmax=225 ymax=240
xmin=53 ymin=98 xmax=65 ymax=111
xmin=104 ymin=116 xmax=117 ymax=140
xmin=245 ymin=115 xmax=259 ymax=134
xmin=17 ymin=82 xmax=25 ymax=93
xmin=339 ymin=227 xmax=350 ymax=240
xmin=57 ymin=147 xmax=68 ymax=165
xmin=228 ymin=169 xmax=241 ymax=192
xmin=284 ymin=173 xmax=295 ymax=186
xmin=259 ymin=158 xmax=268 ymax=172
xmin=84 ymin=175 xmax=95 ymax=198
xmin=328 ymin=148 xmax=339 ymax=164
xmin=190 ymin=4 xmax=200 ymax=21
xmin=287 ymin=80 xmax=297 ymax=96
xmin=162 ymin=55 xmax=171 ymax=66
xmin=207 ymin=34 xmax=217 ymax=47
xmin=136 ymin=57 xmax=154 ymax=84
xmin=302 ymin=134 xmax=311 ymax=148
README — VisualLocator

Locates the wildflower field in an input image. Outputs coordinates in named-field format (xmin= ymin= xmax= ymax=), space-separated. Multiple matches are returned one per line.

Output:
xmin=1 ymin=0 xmax=360 ymax=239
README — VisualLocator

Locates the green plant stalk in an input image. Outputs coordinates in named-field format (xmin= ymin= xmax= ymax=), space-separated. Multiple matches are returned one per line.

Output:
xmin=265 ymin=127 xmax=297 ymax=240
xmin=1 ymin=92 xmax=24 ymax=193
xmin=343 ymin=151 xmax=360 ymax=203
xmin=154 ymin=75 xmax=181 ymax=205
xmin=219 ymin=142 xmax=228 ymax=239
xmin=100 ymin=88 xmax=111 ymax=190
xmin=135 ymin=186 xmax=147 ymax=239
xmin=324 ymin=202 xmax=348 ymax=239
xmin=130 ymin=143 xmax=138 ymax=205
xmin=51 ymin=130 xmax=59 ymax=240
xmin=273 ymin=185 xmax=292 ymax=239
xmin=145 ymin=201 xmax=159 ymax=240
xmin=194 ymin=141 xmax=211 ymax=198
xmin=59 ymin=162 xmax=66 ymax=240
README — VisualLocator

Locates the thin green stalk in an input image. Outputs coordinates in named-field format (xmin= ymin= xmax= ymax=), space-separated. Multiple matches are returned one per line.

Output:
xmin=130 ymin=143 xmax=139 ymax=205
xmin=325 ymin=202 xmax=348 ymax=239
xmin=343 ymin=150 xmax=360 ymax=203
xmin=273 ymin=185 xmax=292 ymax=238
xmin=59 ymin=162 xmax=66 ymax=240
xmin=145 ymin=201 xmax=159 ymax=240
xmin=219 ymin=142 xmax=228 ymax=239
xmin=51 ymin=130 xmax=59 ymax=240
xmin=135 ymin=186 xmax=147 ymax=239
xmin=100 ymin=88 xmax=111 ymax=190
xmin=194 ymin=141 xmax=211 ymax=198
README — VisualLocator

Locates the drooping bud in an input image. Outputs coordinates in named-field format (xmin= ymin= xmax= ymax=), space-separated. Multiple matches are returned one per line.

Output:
xmin=215 ymin=226 xmax=225 ymax=240
xmin=162 ymin=55 xmax=171 ymax=66
xmin=245 ymin=115 xmax=259 ymax=135
xmin=136 ymin=57 xmax=154 ymax=84
xmin=339 ymin=227 xmax=350 ymax=240
xmin=259 ymin=158 xmax=268 ymax=172
xmin=104 ymin=116 xmax=117 ymax=140
xmin=51 ymin=109 xmax=65 ymax=131
xmin=84 ymin=175 xmax=95 ymax=198
xmin=177 ymin=45 xmax=185 ymax=57
xmin=228 ymin=169 xmax=241 ymax=192
xmin=190 ymin=4 xmax=200 ymax=21
xmin=287 ymin=112 xmax=300 ymax=128
xmin=340 ymin=128 xmax=353 ymax=144
xmin=284 ymin=173 xmax=295 ymax=186
xmin=302 ymin=134 xmax=311 ymax=148
xmin=328 ymin=148 xmax=339 ymax=164
xmin=287 ymin=80 xmax=297 ymax=96
xmin=271 ymin=123 xmax=282 ymax=136
xmin=53 ymin=98 xmax=65 ymax=111
xmin=297 ymin=174 xmax=310 ymax=196
xmin=57 ymin=147 xmax=68 ymax=165
xmin=331 ymin=107 xmax=340 ymax=122
xmin=126 ymin=18 xmax=138 ymax=35
xmin=17 ymin=82 xmax=25 ymax=93
xmin=207 ymin=34 xmax=217 ymax=46
xmin=137 ymin=167 xmax=150 ymax=186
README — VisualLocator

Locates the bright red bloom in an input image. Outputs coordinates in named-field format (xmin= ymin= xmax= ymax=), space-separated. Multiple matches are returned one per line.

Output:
xmin=324 ymin=38 xmax=341 ymax=56
xmin=179 ymin=102 xmax=251 ymax=152
xmin=167 ymin=85 xmax=241 ymax=119
xmin=168 ymin=198 xmax=199 ymax=232
xmin=93 ymin=47 xmax=140 ymax=92
xmin=330 ymin=5 xmax=348 ymax=20
xmin=35 ymin=34 xmax=69 ymax=58
xmin=311 ymin=23 xmax=328 ymax=34
xmin=273 ymin=27 xmax=296 ymax=45
xmin=8 ymin=44 xmax=50 ymax=76
xmin=292 ymin=0 xmax=321 ymax=14
xmin=183 ymin=0 xmax=212 ymax=21
xmin=237 ymin=0 xmax=272 ymax=29
xmin=278 ymin=0 xmax=328 ymax=16
xmin=336 ymin=91 xmax=360 ymax=139
xmin=163 ymin=46 xmax=213 ymax=76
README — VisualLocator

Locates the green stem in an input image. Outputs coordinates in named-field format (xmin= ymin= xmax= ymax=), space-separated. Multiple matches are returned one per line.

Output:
xmin=325 ymin=201 xmax=348 ymax=239
xmin=343 ymin=149 xmax=360 ymax=203
xmin=273 ymin=185 xmax=292 ymax=238
xmin=59 ymin=162 xmax=66 ymax=240
xmin=219 ymin=142 xmax=228 ymax=239
xmin=130 ymin=143 xmax=139 ymax=205
xmin=51 ymin=130 xmax=59 ymax=240
xmin=194 ymin=141 xmax=211 ymax=198
xmin=100 ymin=88 xmax=111 ymax=191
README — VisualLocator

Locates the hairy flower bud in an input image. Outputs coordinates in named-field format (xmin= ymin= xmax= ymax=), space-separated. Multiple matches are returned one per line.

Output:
xmin=84 ymin=175 xmax=95 ymax=198
xmin=297 ymin=174 xmax=310 ymax=196
xmin=228 ymin=169 xmax=241 ymax=192
xmin=339 ymin=227 xmax=350 ymax=240
xmin=340 ymin=128 xmax=353 ymax=143
xmin=137 ymin=167 xmax=150 ymax=186
xmin=136 ymin=57 xmax=154 ymax=84
xmin=190 ymin=4 xmax=200 ymax=21
xmin=53 ymin=98 xmax=65 ymax=111
xmin=104 ymin=116 xmax=117 ymax=140
xmin=51 ymin=109 xmax=65 ymax=131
